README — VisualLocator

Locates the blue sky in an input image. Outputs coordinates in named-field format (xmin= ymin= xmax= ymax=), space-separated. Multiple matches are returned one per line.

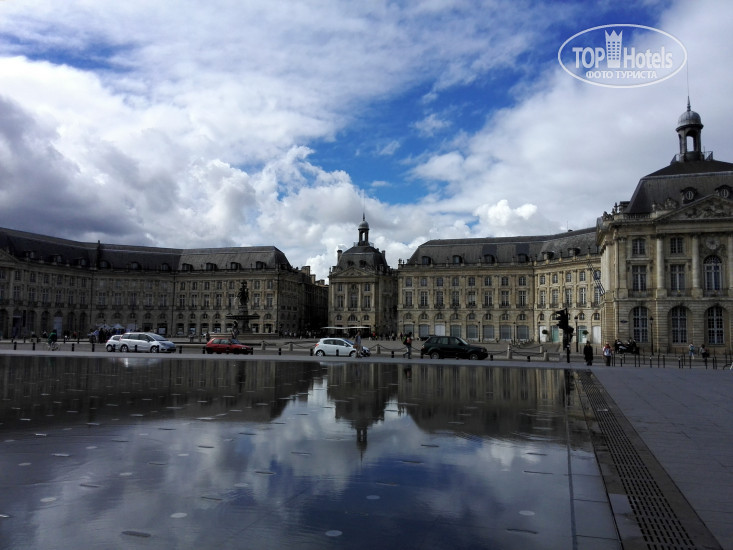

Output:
xmin=0 ymin=1 xmax=731 ymax=280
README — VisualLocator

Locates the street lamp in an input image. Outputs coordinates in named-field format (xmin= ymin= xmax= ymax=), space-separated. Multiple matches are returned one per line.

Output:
xmin=649 ymin=316 xmax=654 ymax=355
xmin=574 ymin=315 xmax=579 ymax=352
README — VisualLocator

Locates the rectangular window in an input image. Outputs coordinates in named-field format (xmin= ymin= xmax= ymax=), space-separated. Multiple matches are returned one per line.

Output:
xmin=632 ymin=265 xmax=647 ymax=291
xmin=539 ymin=290 xmax=546 ymax=307
xmin=363 ymin=295 xmax=371 ymax=309
xmin=670 ymin=237 xmax=684 ymax=255
xmin=551 ymin=289 xmax=558 ymax=306
xmin=468 ymin=277 xmax=475 ymax=287
xmin=484 ymin=276 xmax=492 ymax=286
xmin=405 ymin=291 xmax=413 ymax=307
xmin=349 ymin=293 xmax=358 ymax=308
xmin=564 ymin=288 xmax=572 ymax=306
xmin=364 ymin=282 xmax=371 ymax=291
xmin=500 ymin=290 xmax=510 ymax=307
xmin=483 ymin=291 xmax=493 ymax=307
xmin=578 ymin=287 xmax=587 ymax=306
xmin=467 ymin=291 xmax=476 ymax=307
xmin=419 ymin=278 xmax=426 ymax=287
xmin=436 ymin=277 xmax=443 ymax=287
xmin=405 ymin=277 xmax=412 ymax=287
xmin=517 ymin=290 xmax=527 ymax=307
xmin=632 ymin=238 xmax=646 ymax=256
xmin=451 ymin=291 xmax=460 ymax=307
xmin=419 ymin=291 xmax=428 ymax=307
xmin=670 ymin=264 xmax=685 ymax=291
xmin=436 ymin=291 xmax=444 ymax=307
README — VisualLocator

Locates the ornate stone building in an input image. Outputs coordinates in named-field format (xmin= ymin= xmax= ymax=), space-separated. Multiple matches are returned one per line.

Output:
xmin=327 ymin=216 xmax=397 ymax=337
xmin=397 ymin=229 xmax=602 ymax=346
xmin=0 ymin=228 xmax=328 ymax=339
xmin=597 ymin=102 xmax=733 ymax=354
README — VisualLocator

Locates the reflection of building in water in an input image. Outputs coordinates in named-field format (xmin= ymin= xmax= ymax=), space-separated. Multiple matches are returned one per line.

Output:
xmin=398 ymin=365 xmax=570 ymax=439
xmin=0 ymin=357 xmax=318 ymax=426
xmin=326 ymin=363 xmax=398 ymax=455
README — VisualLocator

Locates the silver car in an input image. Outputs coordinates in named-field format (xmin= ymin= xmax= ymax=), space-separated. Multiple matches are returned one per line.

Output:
xmin=118 ymin=332 xmax=176 ymax=353
xmin=313 ymin=337 xmax=369 ymax=357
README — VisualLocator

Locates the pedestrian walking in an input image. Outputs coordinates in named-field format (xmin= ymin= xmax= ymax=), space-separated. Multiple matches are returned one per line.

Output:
xmin=583 ymin=341 xmax=594 ymax=366
xmin=402 ymin=332 xmax=412 ymax=359
xmin=603 ymin=343 xmax=612 ymax=366
xmin=688 ymin=343 xmax=695 ymax=358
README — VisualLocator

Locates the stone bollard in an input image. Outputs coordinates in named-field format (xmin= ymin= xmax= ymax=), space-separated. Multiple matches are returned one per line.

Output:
xmin=278 ymin=347 xmax=282 ymax=355
xmin=507 ymin=348 xmax=513 ymax=360
xmin=376 ymin=344 xmax=381 ymax=355
xmin=289 ymin=343 xmax=293 ymax=351
xmin=179 ymin=346 xmax=182 ymax=354
xmin=310 ymin=348 xmax=313 ymax=356
xmin=391 ymin=350 xmax=394 ymax=358
xmin=72 ymin=343 xmax=75 ymax=352
xmin=32 ymin=342 xmax=36 ymax=351
xmin=543 ymin=351 xmax=549 ymax=361
xmin=261 ymin=341 xmax=266 ymax=351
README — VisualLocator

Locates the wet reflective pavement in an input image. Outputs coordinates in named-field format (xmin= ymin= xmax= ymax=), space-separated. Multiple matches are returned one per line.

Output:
xmin=0 ymin=356 xmax=617 ymax=549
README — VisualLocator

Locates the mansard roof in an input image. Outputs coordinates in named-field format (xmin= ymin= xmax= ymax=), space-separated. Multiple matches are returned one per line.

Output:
xmin=0 ymin=226 xmax=292 ymax=272
xmin=406 ymin=227 xmax=597 ymax=265
xmin=625 ymin=159 xmax=733 ymax=215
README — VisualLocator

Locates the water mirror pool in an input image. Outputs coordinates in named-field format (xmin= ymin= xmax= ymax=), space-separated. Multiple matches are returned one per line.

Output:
xmin=0 ymin=356 xmax=617 ymax=549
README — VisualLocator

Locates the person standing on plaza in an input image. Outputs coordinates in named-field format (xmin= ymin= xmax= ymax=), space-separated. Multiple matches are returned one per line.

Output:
xmin=688 ymin=343 xmax=695 ymax=358
xmin=583 ymin=341 xmax=594 ymax=366
xmin=603 ymin=343 xmax=612 ymax=366
xmin=355 ymin=331 xmax=362 ymax=358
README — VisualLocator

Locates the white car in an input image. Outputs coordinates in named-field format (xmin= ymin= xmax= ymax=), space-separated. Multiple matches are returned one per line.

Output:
xmin=105 ymin=334 xmax=123 ymax=352
xmin=118 ymin=332 xmax=176 ymax=353
xmin=313 ymin=337 xmax=370 ymax=357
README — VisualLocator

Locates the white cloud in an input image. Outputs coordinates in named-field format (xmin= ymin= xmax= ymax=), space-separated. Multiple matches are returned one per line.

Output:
xmin=0 ymin=0 xmax=731 ymax=281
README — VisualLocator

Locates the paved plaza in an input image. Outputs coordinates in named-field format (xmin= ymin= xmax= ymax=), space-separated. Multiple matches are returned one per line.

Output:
xmin=0 ymin=347 xmax=731 ymax=549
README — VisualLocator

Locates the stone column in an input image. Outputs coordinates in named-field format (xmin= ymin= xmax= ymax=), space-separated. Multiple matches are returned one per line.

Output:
xmin=655 ymin=236 xmax=666 ymax=297
xmin=691 ymin=235 xmax=701 ymax=298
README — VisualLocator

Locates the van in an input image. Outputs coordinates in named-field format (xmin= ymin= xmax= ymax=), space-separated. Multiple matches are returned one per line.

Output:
xmin=119 ymin=332 xmax=176 ymax=353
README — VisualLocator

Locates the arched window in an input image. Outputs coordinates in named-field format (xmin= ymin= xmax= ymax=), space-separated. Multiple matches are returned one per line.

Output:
xmin=704 ymin=256 xmax=722 ymax=291
xmin=706 ymin=306 xmax=724 ymax=345
xmin=670 ymin=306 xmax=687 ymax=344
xmin=632 ymin=306 xmax=649 ymax=342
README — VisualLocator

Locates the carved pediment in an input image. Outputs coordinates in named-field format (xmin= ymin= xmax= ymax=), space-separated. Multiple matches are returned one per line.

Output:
xmin=655 ymin=196 xmax=733 ymax=223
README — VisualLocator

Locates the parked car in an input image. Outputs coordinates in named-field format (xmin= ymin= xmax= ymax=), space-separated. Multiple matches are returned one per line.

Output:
xmin=118 ymin=332 xmax=176 ymax=353
xmin=419 ymin=336 xmax=488 ymax=360
xmin=204 ymin=337 xmax=253 ymax=355
xmin=313 ymin=337 xmax=370 ymax=357
xmin=105 ymin=334 xmax=123 ymax=352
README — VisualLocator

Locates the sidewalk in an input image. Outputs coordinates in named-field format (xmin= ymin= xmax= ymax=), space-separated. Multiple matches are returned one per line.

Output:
xmin=591 ymin=367 xmax=733 ymax=550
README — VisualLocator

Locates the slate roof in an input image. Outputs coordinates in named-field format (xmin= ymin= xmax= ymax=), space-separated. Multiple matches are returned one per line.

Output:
xmin=406 ymin=227 xmax=597 ymax=265
xmin=625 ymin=159 xmax=733 ymax=215
xmin=0 ymin=227 xmax=292 ymax=271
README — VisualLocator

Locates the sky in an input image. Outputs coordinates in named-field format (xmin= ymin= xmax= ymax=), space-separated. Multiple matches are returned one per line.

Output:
xmin=0 ymin=0 xmax=731 ymax=281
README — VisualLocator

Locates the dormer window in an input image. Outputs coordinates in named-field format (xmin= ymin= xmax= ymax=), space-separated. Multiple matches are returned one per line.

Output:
xmin=255 ymin=261 xmax=266 ymax=269
xmin=99 ymin=260 xmax=110 ymax=269
xmin=681 ymin=187 xmax=697 ymax=203
xmin=205 ymin=262 xmax=217 ymax=271
xmin=160 ymin=263 xmax=170 ymax=271
xmin=181 ymin=263 xmax=193 ymax=272
xmin=483 ymin=254 xmax=496 ymax=264
xmin=421 ymin=256 xmax=432 ymax=265
xmin=452 ymin=255 xmax=462 ymax=264
xmin=130 ymin=261 xmax=141 ymax=270
xmin=229 ymin=262 xmax=240 ymax=270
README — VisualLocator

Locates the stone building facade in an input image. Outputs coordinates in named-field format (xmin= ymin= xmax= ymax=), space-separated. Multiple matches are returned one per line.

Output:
xmin=397 ymin=229 xmax=602 ymax=347
xmin=0 ymin=229 xmax=328 ymax=339
xmin=327 ymin=216 xmax=397 ymax=337
xmin=597 ymin=102 xmax=733 ymax=354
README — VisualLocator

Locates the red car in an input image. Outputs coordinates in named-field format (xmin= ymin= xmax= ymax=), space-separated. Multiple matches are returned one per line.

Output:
xmin=204 ymin=337 xmax=253 ymax=355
